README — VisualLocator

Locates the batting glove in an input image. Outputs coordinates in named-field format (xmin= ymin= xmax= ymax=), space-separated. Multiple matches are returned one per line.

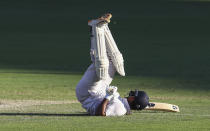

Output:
xmin=106 ymin=86 xmax=118 ymax=95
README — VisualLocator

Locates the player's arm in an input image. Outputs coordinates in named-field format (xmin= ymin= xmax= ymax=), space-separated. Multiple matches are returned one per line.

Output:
xmin=96 ymin=98 xmax=109 ymax=116
xmin=96 ymin=86 xmax=118 ymax=116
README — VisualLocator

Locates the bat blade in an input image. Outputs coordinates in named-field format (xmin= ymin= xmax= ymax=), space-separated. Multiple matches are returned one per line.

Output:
xmin=145 ymin=102 xmax=180 ymax=112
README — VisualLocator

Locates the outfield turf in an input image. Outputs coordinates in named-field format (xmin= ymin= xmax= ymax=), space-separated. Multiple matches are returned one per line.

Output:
xmin=0 ymin=71 xmax=210 ymax=131
xmin=0 ymin=0 xmax=210 ymax=130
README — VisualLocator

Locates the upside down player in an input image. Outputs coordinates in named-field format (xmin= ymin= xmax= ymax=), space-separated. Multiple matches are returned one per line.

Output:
xmin=76 ymin=13 xmax=149 ymax=116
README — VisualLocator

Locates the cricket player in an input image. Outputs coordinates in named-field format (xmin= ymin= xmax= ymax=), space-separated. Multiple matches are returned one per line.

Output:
xmin=76 ymin=14 xmax=149 ymax=116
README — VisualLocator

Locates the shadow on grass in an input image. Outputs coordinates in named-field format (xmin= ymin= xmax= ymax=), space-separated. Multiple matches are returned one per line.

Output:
xmin=0 ymin=113 xmax=89 ymax=117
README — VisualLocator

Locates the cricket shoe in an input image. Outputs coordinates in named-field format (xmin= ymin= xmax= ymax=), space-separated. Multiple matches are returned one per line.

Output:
xmin=100 ymin=13 xmax=112 ymax=23
xmin=88 ymin=13 xmax=112 ymax=26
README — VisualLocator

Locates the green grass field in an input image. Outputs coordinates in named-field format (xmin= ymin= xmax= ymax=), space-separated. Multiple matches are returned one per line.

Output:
xmin=0 ymin=0 xmax=210 ymax=130
xmin=0 ymin=71 xmax=210 ymax=131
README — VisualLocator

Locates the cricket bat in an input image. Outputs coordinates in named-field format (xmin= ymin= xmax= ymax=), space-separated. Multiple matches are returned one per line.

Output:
xmin=145 ymin=102 xmax=180 ymax=112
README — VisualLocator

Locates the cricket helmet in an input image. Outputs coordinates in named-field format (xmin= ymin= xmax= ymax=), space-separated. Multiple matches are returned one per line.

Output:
xmin=128 ymin=90 xmax=149 ymax=110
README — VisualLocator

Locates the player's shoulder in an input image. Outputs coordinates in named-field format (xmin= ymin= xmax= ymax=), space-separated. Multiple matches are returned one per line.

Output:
xmin=106 ymin=99 xmax=127 ymax=116
xmin=119 ymin=97 xmax=131 ymax=115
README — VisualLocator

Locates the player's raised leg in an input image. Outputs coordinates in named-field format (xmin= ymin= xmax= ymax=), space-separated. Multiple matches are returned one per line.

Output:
xmin=91 ymin=24 xmax=109 ymax=80
xmin=76 ymin=14 xmax=116 ymax=103
xmin=104 ymin=23 xmax=125 ymax=76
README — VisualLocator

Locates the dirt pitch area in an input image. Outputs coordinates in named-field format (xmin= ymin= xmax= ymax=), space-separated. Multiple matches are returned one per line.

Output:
xmin=0 ymin=100 xmax=78 ymax=110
